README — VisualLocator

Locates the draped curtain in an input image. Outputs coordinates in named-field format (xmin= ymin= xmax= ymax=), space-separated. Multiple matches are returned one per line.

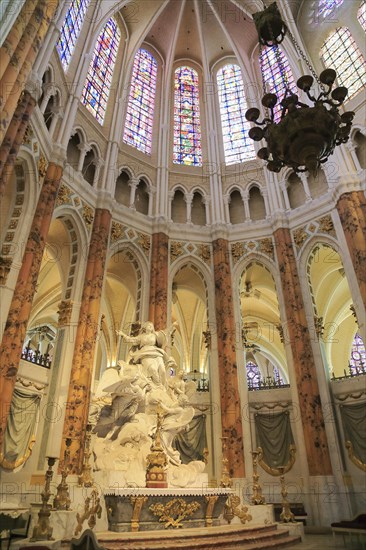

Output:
xmin=173 ymin=414 xmax=207 ymax=464
xmin=254 ymin=411 xmax=294 ymax=468
xmin=0 ymin=388 xmax=41 ymax=470
xmin=340 ymin=402 xmax=366 ymax=463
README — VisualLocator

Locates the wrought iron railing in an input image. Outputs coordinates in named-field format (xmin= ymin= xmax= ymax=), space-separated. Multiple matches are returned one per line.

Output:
xmin=331 ymin=362 xmax=366 ymax=380
xmin=21 ymin=345 xmax=52 ymax=368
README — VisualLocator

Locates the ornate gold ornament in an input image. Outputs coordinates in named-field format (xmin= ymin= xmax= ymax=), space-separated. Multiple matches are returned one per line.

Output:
xmin=220 ymin=437 xmax=232 ymax=488
xmin=251 ymin=450 xmax=266 ymax=505
xmin=318 ymin=215 xmax=334 ymax=234
xmin=110 ymin=221 xmax=125 ymax=242
xmin=259 ymin=238 xmax=274 ymax=258
xmin=30 ymin=456 xmax=58 ymax=541
xmin=74 ymin=487 xmax=102 ymax=536
xmin=82 ymin=203 xmax=94 ymax=228
xmin=314 ymin=315 xmax=325 ymax=338
xmin=279 ymin=468 xmax=296 ymax=523
xmin=257 ymin=444 xmax=296 ymax=476
xmin=78 ymin=423 xmax=94 ymax=487
xmin=0 ymin=257 xmax=12 ymax=285
xmin=57 ymin=300 xmax=73 ymax=327
xmin=56 ymin=183 xmax=72 ymax=206
xmin=137 ymin=232 xmax=151 ymax=254
xmin=276 ymin=323 xmax=285 ymax=344
xmin=170 ymin=241 xmax=184 ymax=262
xmin=130 ymin=496 xmax=148 ymax=532
xmin=224 ymin=495 xmax=252 ymax=524
xmin=53 ymin=438 xmax=72 ymax=510
xmin=204 ymin=495 xmax=219 ymax=527
xmin=198 ymin=244 xmax=211 ymax=263
xmin=38 ymin=153 xmax=47 ymax=179
xmin=146 ymin=406 xmax=168 ymax=488
xmin=149 ymin=498 xmax=200 ymax=529
xmin=202 ymin=328 xmax=211 ymax=349
xmin=293 ymin=227 xmax=308 ymax=249
xmin=22 ymin=125 xmax=34 ymax=145
xmin=345 ymin=441 xmax=366 ymax=472
xmin=231 ymin=242 xmax=245 ymax=263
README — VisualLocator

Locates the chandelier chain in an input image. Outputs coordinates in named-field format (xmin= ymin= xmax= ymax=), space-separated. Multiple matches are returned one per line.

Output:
xmin=286 ymin=28 xmax=326 ymax=92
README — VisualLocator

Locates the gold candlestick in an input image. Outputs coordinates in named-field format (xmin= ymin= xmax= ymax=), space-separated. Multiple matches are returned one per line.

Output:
xmin=279 ymin=467 xmax=295 ymax=522
xmin=251 ymin=450 xmax=265 ymax=505
xmin=53 ymin=438 xmax=71 ymax=510
xmin=78 ymin=423 xmax=94 ymax=487
xmin=220 ymin=437 xmax=232 ymax=488
xmin=146 ymin=405 xmax=168 ymax=488
xmin=30 ymin=456 xmax=58 ymax=541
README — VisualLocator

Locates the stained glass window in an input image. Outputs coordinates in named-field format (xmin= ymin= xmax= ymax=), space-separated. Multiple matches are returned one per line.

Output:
xmin=259 ymin=46 xmax=296 ymax=122
xmin=123 ymin=49 xmax=157 ymax=155
xmin=81 ymin=18 xmax=120 ymax=125
xmin=321 ymin=27 xmax=366 ymax=99
xmin=246 ymin=361 xmax=261 ymax=389
xmin=173 ymin=66 xmax=202 ymax=166
xmin=358 ymin=0 xmax=366 ymax=31
xmin=349 ymin=333 xmax=366 ymax=374
xmin=217 ymin=64 xmax=256 ymax=165
xmin=57 ymin=0 xmax=90 ymax=71
xmin=317 ymin=0 xmax=344 ymax=19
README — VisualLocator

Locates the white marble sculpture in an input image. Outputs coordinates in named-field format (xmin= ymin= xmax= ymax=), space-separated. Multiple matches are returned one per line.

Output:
xmin=91 ymin=322 xmax=206 ymax=488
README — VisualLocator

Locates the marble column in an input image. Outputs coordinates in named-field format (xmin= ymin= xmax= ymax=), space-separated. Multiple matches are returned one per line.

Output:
xmin=61 ymin=209 xmax=111 ymax=473
xmin=0 ymin=160 xmax=64 ymax=447
xmin=149 ymin=232 xmax=169 ymax=330
xmin=274 ymin=227 xmax=333 ymax=475
xmin=212 ymin=238 xmax=245 ymax=478
xmin=0 ymin=0 xmax=58 ymax=141
xmin=0 ymin=0 xmax=39 ymax=82
xmin=0 ymin=91 xmax=36 ymax=197
xmin=336 ymin=191 xmax=366 ymax=309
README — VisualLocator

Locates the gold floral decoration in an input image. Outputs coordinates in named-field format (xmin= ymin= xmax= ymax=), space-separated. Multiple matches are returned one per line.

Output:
xmin=137 ymin=232 xmax=151 ymax=255
xmin=56 ymin=184 xmax=72 ymax=207
xmin=82 ymin=203 xmax=94 ymax=228
xmin=38 ymin=153 xmax=47 ymax=179
xmin=149 ymin=498 xmax=200 ymax=529
xmin=110 ymin=221 xmax=125 ymax=242
xmin=293 ymin=227 xmax=308 ymax=249
xmin=231 ymin=242 xmax=245 ymax=264
xmin=198 ymin=244 xmax=211 ymax=263
xmin=318 ymin=215 xmax=334 ymax=234
xmin=259 ymin=238 xmax=274 ymax=258
xmin=170 ymin=241 xmax=184 ymax=262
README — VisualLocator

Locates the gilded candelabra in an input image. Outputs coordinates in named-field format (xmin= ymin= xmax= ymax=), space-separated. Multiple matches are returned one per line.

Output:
xmin=251 ymin=450 xmax=265 ymax=505
xmin=220 ymin=437 xmax=232 ymax=488
xmin=78 ymin=423 xmax=94 ymax=487
xmin=30 ymin=456 xmax=58 ymax=541
xmin=279 ymin=467 xmax=296 ymax=522
xmin=146 ymin=405 xmax=168 ymax=488
xmin=53 ymin=438 xmax=72 ymax=510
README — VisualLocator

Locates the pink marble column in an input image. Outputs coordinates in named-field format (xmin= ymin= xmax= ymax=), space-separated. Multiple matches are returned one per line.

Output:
xmin=0 ymin=0 xmax=58 ymax=141
xmin=0 ymin=91 xmax=36 ymax=197
xmin=61 ymin=209 xmax=111 ymax=473
xmin=274 ymin=227 xmax=333 ymax=476
xmin=336 ymin=191 xmax=366 ymax=309
xmin=212 ymin=238 xmax=245 ymax=478
xmin=0 ymin=161 xmax=63 ymax=448
xmin=149 ymin=232 xmax=169 ymax=331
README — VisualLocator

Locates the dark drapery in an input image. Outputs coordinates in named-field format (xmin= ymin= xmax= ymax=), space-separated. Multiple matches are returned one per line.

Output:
xmin=173 ymin=414 xmax=207 ymax=464
xmin=255 ymin=411 xmax=294 ymax=468
xmin=340 ymin=402 xmax=366 ymax=463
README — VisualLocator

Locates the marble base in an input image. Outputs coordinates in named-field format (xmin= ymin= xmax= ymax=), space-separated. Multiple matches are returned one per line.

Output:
xmin=279 ymin=521 xmax=305 ymax=541
xmin=12 ymin=539 xmax=61 ymax=549
xmin=243 ymin=504 xmax=274 ymax=525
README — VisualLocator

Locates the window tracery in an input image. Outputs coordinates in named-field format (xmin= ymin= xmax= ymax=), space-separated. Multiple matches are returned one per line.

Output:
xmin=173 ymin=66 xmax=202 ymax=166
xmin=259 ymin=46 xmax=296 ymax=122
xmin=57 ymin=0 xmax=90 ymax=71
xmin=320 ymin=27 xmax=366 ymax=99
xmin=81 ymin=18 xmax=121 ymax=125
xmin=123 ymin=49 xmax=157 ymax=155
xmin=216 ymin=64 xmax=255 ymax=165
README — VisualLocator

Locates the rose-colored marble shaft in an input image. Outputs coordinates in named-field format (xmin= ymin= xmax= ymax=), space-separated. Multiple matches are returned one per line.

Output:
xmin=149 ymin=232 xmax=169 ymax=330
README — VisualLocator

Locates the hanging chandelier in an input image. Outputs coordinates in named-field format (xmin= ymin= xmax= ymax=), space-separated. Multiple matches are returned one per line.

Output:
xmin=245 ymin=3 xmax=355 ymax=175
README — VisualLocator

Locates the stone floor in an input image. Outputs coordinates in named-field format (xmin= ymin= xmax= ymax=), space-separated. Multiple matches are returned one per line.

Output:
xmin=286 ymin=532 xmax=364 ymax=549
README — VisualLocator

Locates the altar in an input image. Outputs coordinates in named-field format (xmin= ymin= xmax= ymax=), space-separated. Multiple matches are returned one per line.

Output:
xmin=104 ymin=487 xmax=233 ymax=532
